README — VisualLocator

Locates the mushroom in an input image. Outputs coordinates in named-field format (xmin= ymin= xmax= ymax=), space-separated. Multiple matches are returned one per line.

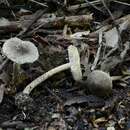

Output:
xmin=23 ymin=45 xmax=82 ymax=95
xmin=85 ymin=70 xmax=122 ymax=97
xmin=2 ymin=37 xmax=39 ymax=64
xmin=2 ymin=37 xmax=39 ymax=91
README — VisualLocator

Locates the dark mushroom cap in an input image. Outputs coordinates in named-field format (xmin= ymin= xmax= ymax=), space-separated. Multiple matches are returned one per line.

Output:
xmin=2 ymin=37 xmax=39 ymax=64
xmin=86 ymin=70 xmax=112 ymax=97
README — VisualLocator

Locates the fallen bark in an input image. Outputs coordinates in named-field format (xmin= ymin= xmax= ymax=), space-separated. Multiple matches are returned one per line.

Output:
xmin=0 ymin=14 xmax=93 ymax=35
xmin=35 ymin=14 xmax=93 ymax=28
xmin=25 ymin=14 xmax=93 ymax=35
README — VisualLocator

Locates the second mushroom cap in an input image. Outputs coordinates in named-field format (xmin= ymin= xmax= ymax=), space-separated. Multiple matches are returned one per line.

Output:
xmin=2 ymin=37 xmax=39 ymax=64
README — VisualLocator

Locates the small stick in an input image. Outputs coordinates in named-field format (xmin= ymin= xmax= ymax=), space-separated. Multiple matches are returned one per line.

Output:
xmin=103 ymin=47 xmax=118 ymax=60
xmin=113 ymin=0 xmax=130 ymax=6
xmin=91 ymin=31 xmax=103 ymax=70
xmin=85 ymin=0 xmax=104 ymax=13
xmin=67 ymin=0 xmax=101 ymax=11
xmin=44 ymin=85 xmax=63 ymax=103
xmin=17 ymin=10 xmax=46 ymax=37
xmin=5 ymin=0 xmax=16 ymax=19
xmin=28 ymin=0 xmax=48 ymax=7
xmin=63 ymin=24 xmax=68 ymax=38
xmin=120 ymin=42 xmax=130 ymax=59
xmin=64 ymin=0 xmax=67 ymax=6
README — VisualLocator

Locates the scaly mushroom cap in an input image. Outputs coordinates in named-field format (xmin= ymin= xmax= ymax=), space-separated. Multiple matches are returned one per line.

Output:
xmin=68 ymin=45 xmax=82 ymax=81
xmin=2 ymin=37 xmax=39 ymax=64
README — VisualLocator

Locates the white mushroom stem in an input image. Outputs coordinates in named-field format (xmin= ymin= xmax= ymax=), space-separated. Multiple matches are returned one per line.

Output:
xmin=23 ymin=45 xmax=82 ymax=95
xmin=23 ymin=63 xmax=71 ymax=94
xmin=111 ymin=75 xmax=122 ymax=81
xmin=12 ymin=63 xmax=21 ymax=84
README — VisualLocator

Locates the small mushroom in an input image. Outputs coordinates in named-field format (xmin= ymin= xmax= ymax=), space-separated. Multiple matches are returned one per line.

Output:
xmin=85 ymin=70 xmax=122 ymax=97
xmin=2 ymin=37 xmax=39 ymax=64
xmin=2 ymin=37 xmax=39 ymax=93
xmin=22 ymin=45 xmax=82 ymax=94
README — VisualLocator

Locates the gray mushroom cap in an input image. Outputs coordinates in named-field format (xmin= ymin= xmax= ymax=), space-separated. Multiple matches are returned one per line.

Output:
xmin=86 ymin=70 xmax=112 ymax=97
xmin=2 ymin=37 xmax=39 ymax=64
xmin=68 ymin=45 xmax=82 ymax=81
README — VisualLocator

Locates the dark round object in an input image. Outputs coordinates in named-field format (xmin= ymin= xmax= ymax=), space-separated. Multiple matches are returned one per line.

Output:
xmin=15 ymin=93 xmax=36 ymax=112
xmin=86 ymin=70 xmax=112 ymax=97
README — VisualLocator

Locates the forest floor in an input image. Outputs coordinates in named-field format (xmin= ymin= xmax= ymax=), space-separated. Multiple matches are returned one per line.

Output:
xmin=0 ymin=0 xmax=130 ymax=130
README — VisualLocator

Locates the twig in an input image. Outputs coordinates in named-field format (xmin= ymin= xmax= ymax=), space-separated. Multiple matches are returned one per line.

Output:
xmin=63 ymin=24 xmax=68 ymax=38
xmin=34 ymin=29 xmax=63 ymax=35
xmin=113 ymin=0 xmax=130 ymax=6
xmin=84 ymin=0 xmax=104 ymax=13
xmin=120 ymin=42 xmax=130 ymax=59
xmin=28 ymin=0 xmax=48 ymax=7
xmin=103 ymin=47 xmax=118 ymax=60
xmin=64 ymin=0 xmax=67 ymax=6
xmin=5 ymin=0 xmax=16 ymax=19
xmin=44 ymin=85 xmax=63 ymax=103
xmin=91 ymin=31 xmax=103 ymax=70
xmin=67 ymin=0 xmax=101 ymax=11
xmin=101 ymin=0 xmax=115 ymax=20
xmin=17 ymin=10 xmax=46 ymax=37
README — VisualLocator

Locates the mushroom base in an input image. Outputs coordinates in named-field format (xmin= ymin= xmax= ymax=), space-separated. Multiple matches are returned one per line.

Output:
xmin=15 ymin=93 xmax=36 ymax=112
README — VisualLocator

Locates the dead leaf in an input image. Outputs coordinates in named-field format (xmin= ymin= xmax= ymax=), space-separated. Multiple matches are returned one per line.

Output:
xmin=104 ymin=20 xmax=129 ymax=48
